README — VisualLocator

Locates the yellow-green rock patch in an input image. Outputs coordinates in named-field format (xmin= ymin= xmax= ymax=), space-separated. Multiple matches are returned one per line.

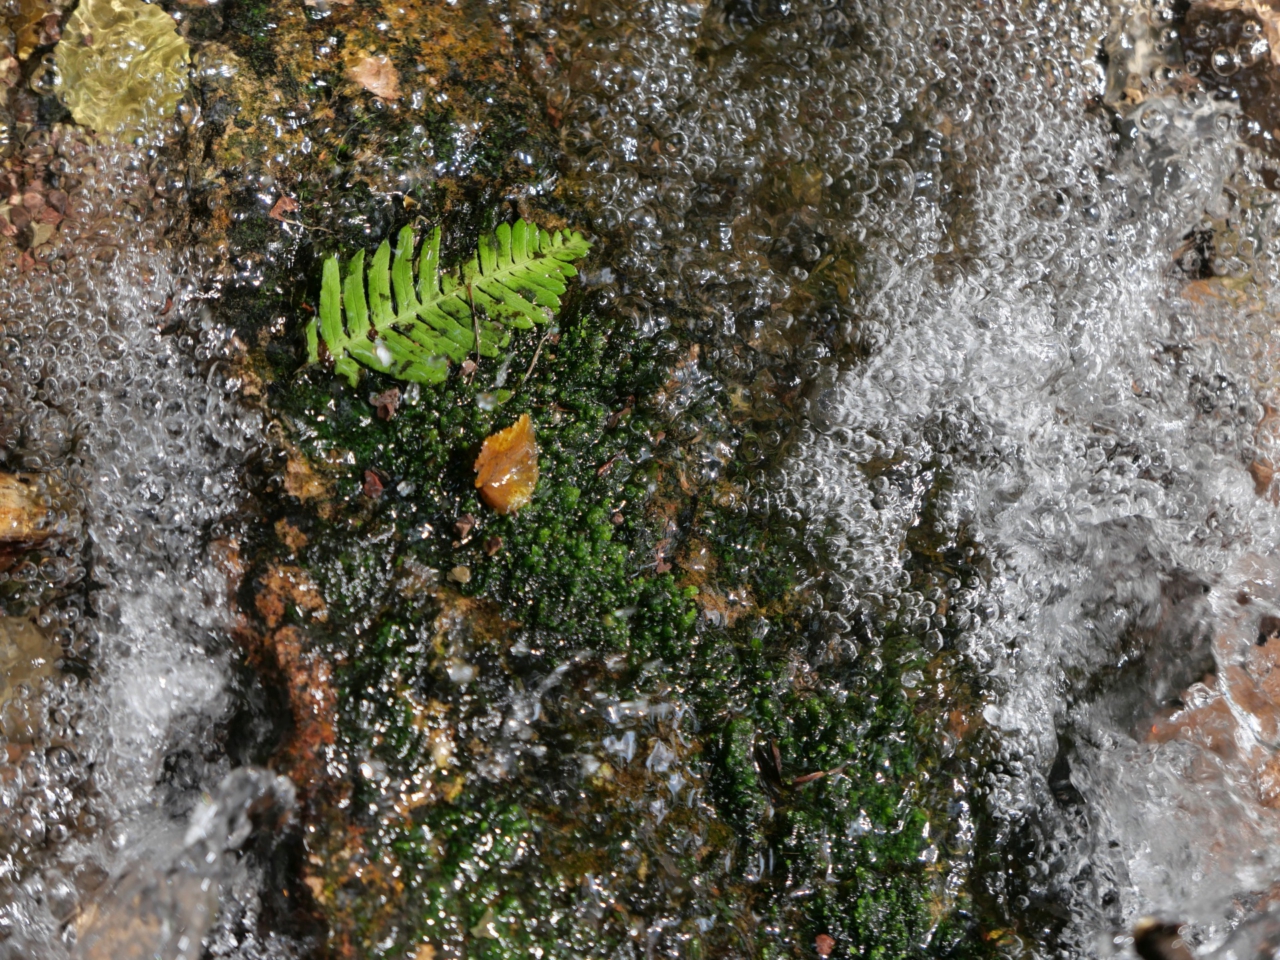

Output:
xmin=55 ymin=0 xmax=189 ymax=141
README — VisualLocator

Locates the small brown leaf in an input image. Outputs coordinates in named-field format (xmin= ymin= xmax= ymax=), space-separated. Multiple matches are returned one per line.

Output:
xmin=484 ymin=535 xmax=503 ymax=556
xmin=362 ymin=470 xmax=384 ymax=499
xmin=347 ymin=54 xmax=401 ymax=100
xmin=370 ymin=387 xmax=400 ymax=421
xmin=269 ymin=195 xmax=299 ymax=221
xmin=454 ymin=513 xmax=476 ymax=541
xmin=815 ymin=934 xmax=836 ymax=957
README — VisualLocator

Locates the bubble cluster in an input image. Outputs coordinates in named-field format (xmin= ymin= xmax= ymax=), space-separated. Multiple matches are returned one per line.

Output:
xmin=523 ymin=0 xmax=1280 ymax=950
xmin=0 ymin=134 xmax=270 ymax=958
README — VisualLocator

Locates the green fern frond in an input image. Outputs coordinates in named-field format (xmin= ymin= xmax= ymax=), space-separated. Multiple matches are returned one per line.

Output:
xmin=305 ymin=219 xmax=593 ymax=386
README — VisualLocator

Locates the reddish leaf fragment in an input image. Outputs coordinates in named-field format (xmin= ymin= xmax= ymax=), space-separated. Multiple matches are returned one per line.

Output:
xmin=362 ymin=470 xmax=384 ymax=499
xmin=370 ymin=387 xmax=400 ymax=421
xmin=347 ymin=54 xmax=401 ymax=100
xmin=655 ymin=537 xmax=672 ymax=574
xmin=269 ymin=195 xmax=299 ymax=221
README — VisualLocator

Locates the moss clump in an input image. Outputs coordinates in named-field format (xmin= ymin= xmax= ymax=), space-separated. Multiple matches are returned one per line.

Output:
xmin=244 ymin=269 xmax=1000 ymax=957
xmin=196 ymin=0 xmax=1008 ymax=943
xmin=55 ymin=0 xmax=189 ymax=141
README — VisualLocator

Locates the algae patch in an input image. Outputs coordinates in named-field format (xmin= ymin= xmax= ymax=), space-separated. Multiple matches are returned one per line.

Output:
xmin=54 ymin=0 xmax=189 ymax=141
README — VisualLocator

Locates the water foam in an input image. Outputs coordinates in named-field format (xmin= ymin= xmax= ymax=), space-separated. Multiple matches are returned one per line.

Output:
xmin=0 ymin=136 xmax=279 ymax=959
xmin=531 ymin=0 xmax=1280 ymax=949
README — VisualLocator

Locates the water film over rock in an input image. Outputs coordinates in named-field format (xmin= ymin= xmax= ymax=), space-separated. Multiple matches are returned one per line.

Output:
xmin=13 ymin=0 xmax=1280 ymax=955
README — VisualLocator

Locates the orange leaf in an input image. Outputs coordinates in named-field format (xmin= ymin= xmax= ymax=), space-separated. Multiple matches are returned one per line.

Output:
xmin=474 ymin=414 xmax=539 ymax=515
xmin=347 ymin=54 xmax=401 ymax=100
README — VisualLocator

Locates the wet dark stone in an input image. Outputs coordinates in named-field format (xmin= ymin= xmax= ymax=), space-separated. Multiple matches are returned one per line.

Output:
xmin=1133 ymin=920 xmax=1195 ymax=960
xmin=1181 ymin=2 xmax=1280 ymax=157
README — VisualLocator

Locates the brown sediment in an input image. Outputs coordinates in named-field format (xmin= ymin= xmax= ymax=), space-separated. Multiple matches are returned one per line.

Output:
xmin=254 ymin=564 xmax=328 ymax=629
xmin=1182 ymin=0 xmax=1280 ymax=158
xmin=281 ymin=444 xmax=336 ymax=506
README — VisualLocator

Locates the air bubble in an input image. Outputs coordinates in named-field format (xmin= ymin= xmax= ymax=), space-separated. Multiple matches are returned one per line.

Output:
xmin=1212 ymin=46 xmax=1239 ymax=75
xmin=0 ymin=135 xmax=262 ymax=957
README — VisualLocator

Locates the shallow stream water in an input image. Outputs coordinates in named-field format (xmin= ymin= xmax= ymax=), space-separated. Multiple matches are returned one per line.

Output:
xmin=537 ymin=0 xmax=1280 ymax=952
xmin=13 ymin=0 xmax=1280 ymax=956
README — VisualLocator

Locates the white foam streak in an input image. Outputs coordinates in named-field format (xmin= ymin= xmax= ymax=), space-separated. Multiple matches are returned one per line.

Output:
xmin=788 ymin=32 xmax=1280 ymax=957
xmin=0 ymin=140 xmax=270 ymax=959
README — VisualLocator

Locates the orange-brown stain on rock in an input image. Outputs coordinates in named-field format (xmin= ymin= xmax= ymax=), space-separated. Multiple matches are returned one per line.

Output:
xmin=474 ymin=413 xmax=538 ymax=514
xmin=254 ymin=564 xmax=329 ymax=629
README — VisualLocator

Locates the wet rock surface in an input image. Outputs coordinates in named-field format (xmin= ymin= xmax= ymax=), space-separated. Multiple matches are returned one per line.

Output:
xmin=16 ymin=0 xmax=1280 ymax=955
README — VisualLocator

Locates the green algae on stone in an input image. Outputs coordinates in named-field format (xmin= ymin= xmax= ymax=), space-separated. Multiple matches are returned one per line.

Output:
xmin=54 ymin=0 xmax=189 ymax=141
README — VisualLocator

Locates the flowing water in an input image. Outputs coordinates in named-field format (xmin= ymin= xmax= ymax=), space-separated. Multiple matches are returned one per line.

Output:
xmin=16 ymin=0 xmax=1280 ymax=955
xmin=537 ymin=0 xmax=1280 ymax=952
xmin=0 ymin=137 xmax=286 ymax=959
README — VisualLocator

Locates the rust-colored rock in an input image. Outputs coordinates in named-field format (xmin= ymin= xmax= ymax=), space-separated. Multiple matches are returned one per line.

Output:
xmin=0 ymin=473 xmax=50 ymax=541
xmin=473 ymin=413 xmax=538 ymax=514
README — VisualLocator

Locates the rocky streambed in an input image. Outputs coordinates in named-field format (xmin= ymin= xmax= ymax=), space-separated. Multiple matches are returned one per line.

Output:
xmin=8 ymin=0 xmax=1280 ymax=957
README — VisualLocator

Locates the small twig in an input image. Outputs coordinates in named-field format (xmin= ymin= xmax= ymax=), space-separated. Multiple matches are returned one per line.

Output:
xmin=596 ymin=453 xmax=623 ymax=477
xmin=275 ymin=216 xmax=332 ymax=234
xmin=520 ymin=329 xmax=553 ymax=388
xmin=793 ymin=764 xmax=847 ymax=787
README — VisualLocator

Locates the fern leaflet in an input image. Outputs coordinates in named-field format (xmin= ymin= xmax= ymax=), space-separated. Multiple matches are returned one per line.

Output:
xmin=305 ymin=219 xmax=593 ymax=386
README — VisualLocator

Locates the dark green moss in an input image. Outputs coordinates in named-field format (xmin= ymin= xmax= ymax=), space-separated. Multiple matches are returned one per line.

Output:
xmin=245 ymin=265 xmax=1003 ymax=956
xmin=199 ymin=0 xmax=1006 ymax=943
